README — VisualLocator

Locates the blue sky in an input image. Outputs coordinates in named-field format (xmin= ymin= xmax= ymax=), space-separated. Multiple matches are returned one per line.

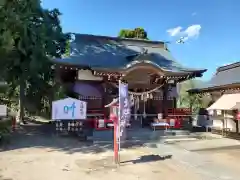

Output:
xmin=42 ymin=0 xmax=240 ymax=80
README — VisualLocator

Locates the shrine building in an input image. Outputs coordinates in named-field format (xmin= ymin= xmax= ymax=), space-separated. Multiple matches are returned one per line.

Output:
xmin=189 ymin=62 xmax=240 ymax=133
xmin=52 ymin=33 xmax=206 ymax=127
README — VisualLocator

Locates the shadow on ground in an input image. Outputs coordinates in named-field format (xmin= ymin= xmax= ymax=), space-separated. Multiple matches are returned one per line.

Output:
xmin=0 ymin=122 xmax=154 ymax=154
xmin=121 ymin=154 xmax=172 ymax=164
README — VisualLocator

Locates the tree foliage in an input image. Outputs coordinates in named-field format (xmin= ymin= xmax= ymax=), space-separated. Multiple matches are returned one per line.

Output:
xmin=177 ymin=79 xmax=210 ymax=114
xmin=0 ymin=0 xmax=69 ymax=119
xmin=118 ymin=27 xmax=148 ymax=39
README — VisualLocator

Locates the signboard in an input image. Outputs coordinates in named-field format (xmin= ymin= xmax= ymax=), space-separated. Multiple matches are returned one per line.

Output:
xmin=0 ymin=105 xmax=7 ymax=117
xmin=157 ymin=113 xmax=162 ymax=120
xmin=52 ymin=97 xmax=87 ymax=120
xmin=118 ymin=81 xmax=130 ymax=140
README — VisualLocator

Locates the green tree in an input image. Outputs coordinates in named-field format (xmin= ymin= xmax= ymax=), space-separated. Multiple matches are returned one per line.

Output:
xmin=118 ymin=27 xmax=148 ymax=39
xmin=0 ymin=0 xmax=69 ymax=121
xmin=178 ymin=79 xmax=210 ymax=114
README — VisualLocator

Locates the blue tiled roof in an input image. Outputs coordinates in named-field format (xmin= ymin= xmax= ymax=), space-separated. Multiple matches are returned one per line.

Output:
xmin=189 ymin=62 xmax=240 ymax=92
xmin=53 ymin=34 xmax=206 ymax=75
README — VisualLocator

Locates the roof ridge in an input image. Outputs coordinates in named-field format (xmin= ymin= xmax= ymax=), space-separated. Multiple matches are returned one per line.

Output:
xmin=73 ymin=33 xmax=165 ymax=46
xmin=217 ymin=61 xmax=240 ymax=72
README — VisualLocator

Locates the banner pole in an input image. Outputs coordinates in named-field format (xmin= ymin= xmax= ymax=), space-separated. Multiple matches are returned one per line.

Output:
xmin=117 ymin=79 xmax=129 ymax=165
xmin=118 ymin=79 xmax=121 ymax=164
xmin=113 ymin=117 xmax=119 ymax=164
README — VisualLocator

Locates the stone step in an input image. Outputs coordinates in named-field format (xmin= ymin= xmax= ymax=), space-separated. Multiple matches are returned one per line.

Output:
xmin=93 ymin=129 xmax=195 ymax=143
xmin=165 ymin=130 xmax=191 ymax=136
xmin=93 ymin=130 xmax=113 ymax=141
xmin=150 ymin=134 xmax=197 ymax=142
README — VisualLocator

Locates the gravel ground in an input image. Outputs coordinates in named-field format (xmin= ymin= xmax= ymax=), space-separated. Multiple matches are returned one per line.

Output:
xmin=1 ymin=124 xmax=240 ymax=180
xmin=0 ymin=145 xmax=203 ymax=180
xmin=0 ymin=123 xmax=203 ymax=180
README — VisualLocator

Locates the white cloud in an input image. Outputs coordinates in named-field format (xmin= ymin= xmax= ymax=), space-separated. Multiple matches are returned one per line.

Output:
xmin=166 ymin=24 xmax=201 ymax=43
xmin=166 ymin=26 xmax=182 ymax=37
xmin=183 ymin=24 xmax=201 ymax=40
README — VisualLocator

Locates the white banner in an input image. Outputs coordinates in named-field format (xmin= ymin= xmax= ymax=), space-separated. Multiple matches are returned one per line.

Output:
xmin=0 ymin=105 xmax=7 ymax=117
xmin=118 ymin=81 xmax=130 ymax=141
xmin=52 ymin=97 xmax=87 ymax=120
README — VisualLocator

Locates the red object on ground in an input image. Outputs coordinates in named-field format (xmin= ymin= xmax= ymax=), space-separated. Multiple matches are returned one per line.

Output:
xmin=11 ymin=116 xmax=16 ymax=131
xmin=167 ymin=108 xmax=190 ymax=129
xmin=236 ymin=112 xmax=240 ymax=120
xmin=166 ymin=117 xmax=181 ymax=129
xmin=109 ymin=113 xmax=119 ymax=164
xmin=174 ymin=118 xmax=182 ymax=128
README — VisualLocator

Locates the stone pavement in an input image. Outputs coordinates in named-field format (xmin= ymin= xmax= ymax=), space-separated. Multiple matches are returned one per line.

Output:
xmin=146 ymin=142 xmax=240 ymax=180
xmin=173 ymin=138 xmax=240 ymax=151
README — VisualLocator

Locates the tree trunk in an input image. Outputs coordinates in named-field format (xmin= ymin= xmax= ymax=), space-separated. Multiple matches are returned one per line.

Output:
xmin=189 ymin=96 xmax=193 ymax=113
xmin=18 ymin=78 xmax=25 ymax=123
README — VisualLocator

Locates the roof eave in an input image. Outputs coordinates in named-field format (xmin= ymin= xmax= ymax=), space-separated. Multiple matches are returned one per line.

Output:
xmin=194 ymin=69 xmax=207 ymax=77
xmin=52 ymin=58 xmax=207 ymax=77
xmin=188 ymin=82 xmax=240 ymax=94
xmin=163 ymin=68 xmax=207 ymax=77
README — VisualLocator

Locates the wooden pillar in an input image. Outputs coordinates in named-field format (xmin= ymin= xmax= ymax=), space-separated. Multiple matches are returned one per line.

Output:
xmin=101 ymin=82 xmax=108 ymax=117
xmin=162 ymin=83 xmax=168 ymax=118
xmin=173 ymin=83 xmax=177 ymax=108
xmin=172 ymin=98 xmax=176 ymax=109
xmin=236 ymin=120 xmax=239 ymax=133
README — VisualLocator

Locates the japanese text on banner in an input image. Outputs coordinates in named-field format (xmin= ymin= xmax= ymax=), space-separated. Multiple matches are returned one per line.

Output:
xmin=119 ymin=82 xmax=130 ymax=137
